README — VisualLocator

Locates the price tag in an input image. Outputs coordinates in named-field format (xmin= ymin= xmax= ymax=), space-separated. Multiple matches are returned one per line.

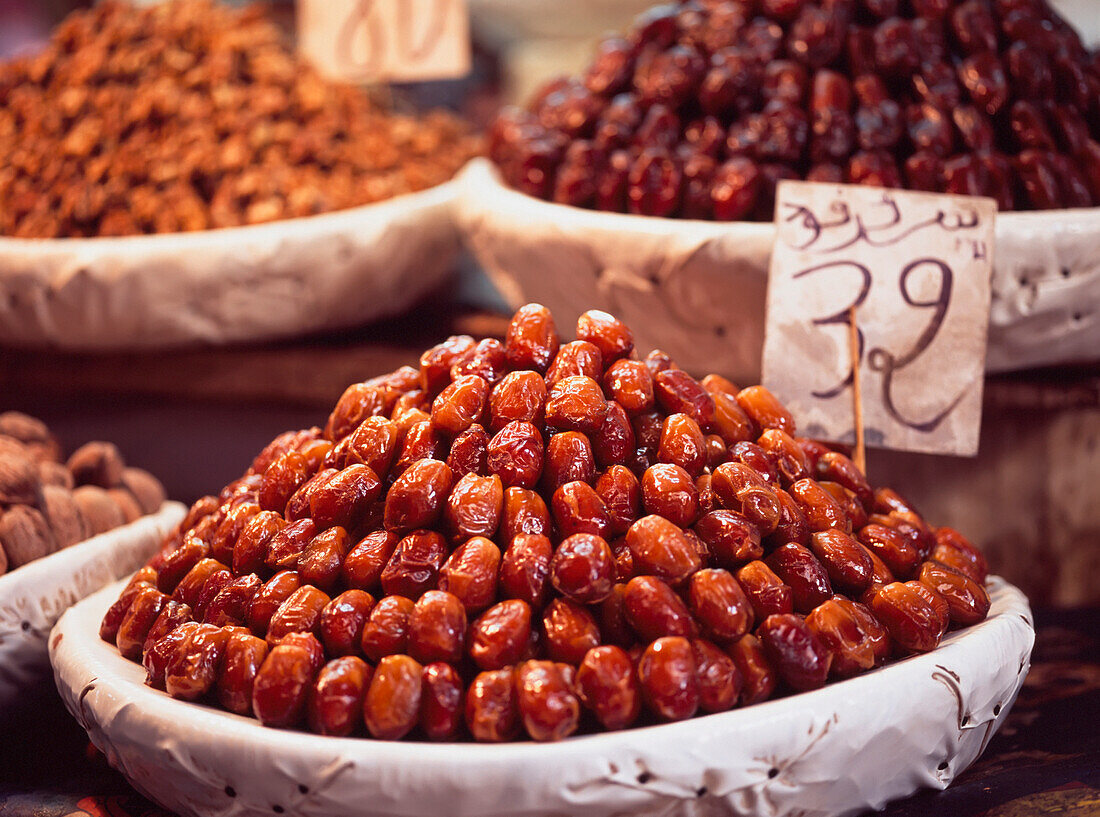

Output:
xmin=761 ymin=182 xmax=996 ymax=457
xmin=297 ymin=0 xmax=471 ymax=84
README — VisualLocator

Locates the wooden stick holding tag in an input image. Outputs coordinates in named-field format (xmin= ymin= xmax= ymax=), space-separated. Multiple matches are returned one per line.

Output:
xmin=848 ymin=305 xmax=866 ymax=475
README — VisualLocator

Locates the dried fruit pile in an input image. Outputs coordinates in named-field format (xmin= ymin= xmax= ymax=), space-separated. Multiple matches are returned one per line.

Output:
xmin=0 ymin=412 xmax=166 ymax=574
xmin=0 ymin=0 xmax=479 ymax=238
xmin=490 ymin=0 xmax=1100 ymax=218
xmin=102 ymin=304 xmax=990 ymax=742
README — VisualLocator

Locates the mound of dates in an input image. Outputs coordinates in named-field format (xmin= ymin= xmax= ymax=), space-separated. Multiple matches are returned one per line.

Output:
xmin=102 ymin=303 xmax=991 ymax=742
xmin=490 ymin=0 xmax=1100 ymax=217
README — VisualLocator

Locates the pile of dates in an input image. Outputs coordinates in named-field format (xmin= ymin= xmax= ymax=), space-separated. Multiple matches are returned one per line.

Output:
xmin=102 ymin=303 xmax=991 ymax=742
xmin=490 ymin=0 xmax=1100 ymax=218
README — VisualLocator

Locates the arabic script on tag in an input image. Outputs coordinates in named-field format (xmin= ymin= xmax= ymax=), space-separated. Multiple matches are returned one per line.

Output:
xmin=761 ymin=181 xmax=996 ymax=457
xmin=298 ymin=0 xmax=471 ymax=84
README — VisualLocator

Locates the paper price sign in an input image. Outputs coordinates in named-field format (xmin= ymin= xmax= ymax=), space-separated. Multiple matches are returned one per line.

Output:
xmin=298 ymin=0 xmax=471 ymax=84
xmin=762 ymin=182 xmax=996 ymax=457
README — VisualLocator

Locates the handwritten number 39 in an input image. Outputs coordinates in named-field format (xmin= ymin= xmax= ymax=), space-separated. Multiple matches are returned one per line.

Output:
xmin=798 ymin=257 xmax=965 ymax=433
xmin=867 ymin=258 xmax=967 ymax=432
xmin=793 ymin=261 xmax=870 ymax=401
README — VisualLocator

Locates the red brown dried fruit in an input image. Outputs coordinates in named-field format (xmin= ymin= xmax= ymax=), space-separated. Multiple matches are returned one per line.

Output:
xmin=420 ymin=662 xmax=465 ymax=741
xmin=266 ymin=585 xmax=330 ymax=646
xmin=360 ymin=595 xmax=416 ymax=662
xmin=489 ymin=0 xmax=1096 ymax=215
xmin=638 ymin=636 xmax=699 ymax=721
xmin=247 ymin=571 xmax=302 ymax=637
xmin=384 ymin=460 xmax=454 ymax=533
xmin=550 ymin=532 xmax=615 ymax=604
xmin=694 ymin=510 xmax=763 ymax=567
xmin=758 ymin=613 xmax=831 ymax=691
xmin=505 ymin=304 xmax=560 ymax=373
xmin=735 ymin=560 xmax=795 ymax=621
xmin=470 ymin=599 xmax=533 ymax=670
xmin=542 ymin=431 xmax=595 ymax=492
xmin=319 ymin=589 xmax=375 ymax=658
xmin=165 ymin=624 xmax=230 ymax=703
xmin=624 ymin=575 xmax=697 ymax=641
xmin=692 ymin=638 xmax=742 ymax=713
xmin=868 ymin=581 xmax=949 ymax=653
xmin=515 ymin=660 xmax=581 ymax=741
xmin=918 ymin=561 xmax=990 ymax=626
xmin=341 ymin=530 xmax=399 ymax=593
xmin=711 ymin=462 xmax=781 ymax=534
xmin=380 ymin=530 xmax=448 ymax=599
xmin=444 ymin=473 xmax=504 ymax=542
xmin=490 ymin=371 xmax=548 ymax=431
xmin=688 ymin=568 xmax=754 ymax=642
xmin=576 ymin=645 xmax=642 ymax=730
xmin=408 ymin=590 xmax=467 ymax=665
xmin=488 ymin=422 xmax=545 ymax=490
xmin=806 ymin=597 xmax=891 ymax=678
xmin=641 ymin=463 xmax=699 ymax=528
xmin=102 ymin=300 xmax=996 ymax=745
xmin=203 ymin=574 xmax=261 ymax=627
xmin=432 ymin=376 xmax=490 ymax=437
xmin=543 ymin=598 xmax=601 ymax=665
xmin=297 ymin=527 xmax=351 ymax=593
xmin=215 ymin=631 xmax=268 ymax=715
xmin=363 ymin=654 xmax=423 ymax=740
xmin=932 ymin=526 xmax=989 ymax=584
xmin=766 ymin=543 xmax=834 ymax=613
xmin=726 ymin=634 xmax=777 ymax=705
xmin=465 ymin=669 xmax=520 ymax=743
xmin=626 ymin=514 xmax=702 ymax=583
xmin=308 ymin=656 xmax=372 ymax=737
xmin=500 ymin=534 xmax=553 ymax=609
xmin=446 ymin=424 xmax=489 ymax=478
xmin=546 ymin=342 xmax=604 ymax=391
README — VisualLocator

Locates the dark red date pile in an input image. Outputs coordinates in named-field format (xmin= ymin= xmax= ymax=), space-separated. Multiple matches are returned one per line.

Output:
xmin=490 ymin=0 xmax=1100 ymax=218
xmin=101 ymin=304 xmax=991 ymax=742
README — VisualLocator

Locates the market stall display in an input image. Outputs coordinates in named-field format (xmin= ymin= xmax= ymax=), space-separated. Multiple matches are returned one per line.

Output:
xmin=93 ymin=303 xmax=1007 ymax=745
xmin=488 ymin=0 xmax=1100 ymax=218
xmin=0 ymin=0 xmax=1083 ymax=812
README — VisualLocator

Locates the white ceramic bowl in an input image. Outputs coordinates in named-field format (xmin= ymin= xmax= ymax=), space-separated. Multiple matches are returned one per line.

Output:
xmin=0 ymin=501 xmax=185 ymax=709
xmin=0 ymin=182 xmax=462 ymax=351
xmin=458 ymin=159 xmax=1100 ymax=382
xmin=51 ymin=575 xmax=1032 ymax=817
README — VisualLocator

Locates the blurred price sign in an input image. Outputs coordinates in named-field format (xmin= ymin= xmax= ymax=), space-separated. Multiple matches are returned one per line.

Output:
xmin=298 ymin=0 xmax=471 ymax=83
xmin=761 ymin=182 xmax=996 ymax=457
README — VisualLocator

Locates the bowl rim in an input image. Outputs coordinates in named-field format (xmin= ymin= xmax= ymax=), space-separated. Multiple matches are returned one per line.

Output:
xmin=460 ymin=156 xmax=1100 ymax=234
xmin=0 ymin=177 xmax=461 ymax=256
xmin=0 ymin=501 xmax=186 ymax=602
xmin=52 ymin=573 xmax=1032 ymax=765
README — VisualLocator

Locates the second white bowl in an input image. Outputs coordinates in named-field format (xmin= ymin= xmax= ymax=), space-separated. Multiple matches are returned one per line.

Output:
xmin=458 ymin=158 xmax=1100 ymax=382
xmin=0 ymin=182 xmax=463 ymax=351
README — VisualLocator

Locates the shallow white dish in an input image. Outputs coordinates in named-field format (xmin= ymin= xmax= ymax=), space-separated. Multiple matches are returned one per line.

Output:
xmin=458 ymin=158 xmax=1100 ymax=382
xmin=52 ymin=574 xmax=1032 ymax=817
xmin=0 ymin=182 xmax=462 ymax=351
xmin=0 ymin=501 xmax=185 ymax=709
